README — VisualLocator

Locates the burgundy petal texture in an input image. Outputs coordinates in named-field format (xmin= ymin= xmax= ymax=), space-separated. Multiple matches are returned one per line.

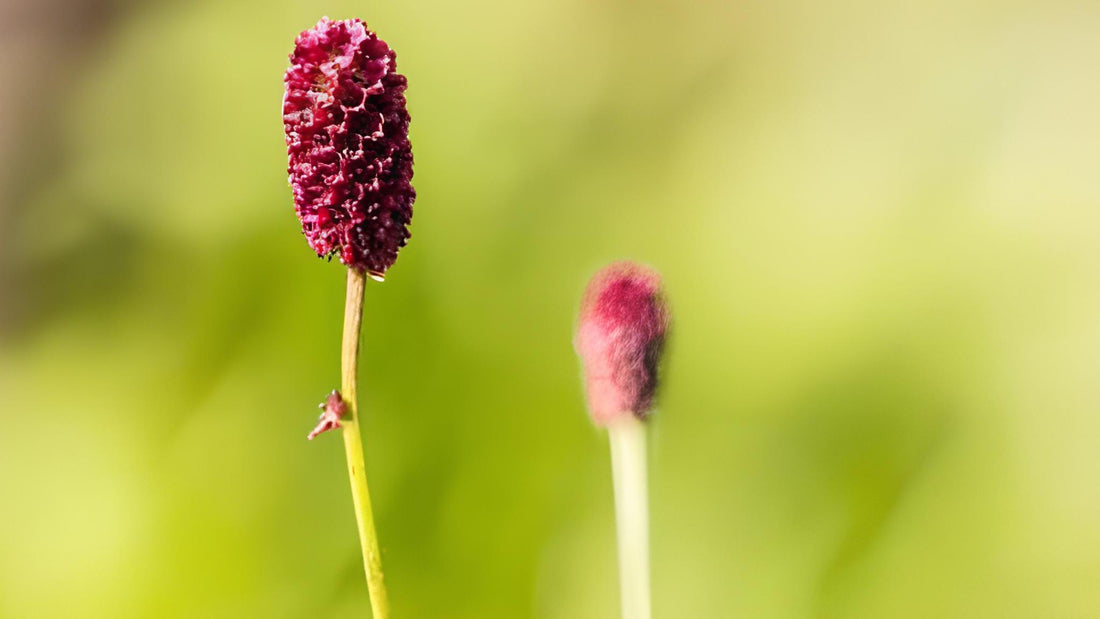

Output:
xmin=283 ymin=17 xmax=414 ymax=277
xmin=575 ymin=262 xmax=670 ymax=425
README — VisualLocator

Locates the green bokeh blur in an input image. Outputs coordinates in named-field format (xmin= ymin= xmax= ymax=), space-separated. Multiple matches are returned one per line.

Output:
xmin=2 ymin=0 xmax=1099 ymax=616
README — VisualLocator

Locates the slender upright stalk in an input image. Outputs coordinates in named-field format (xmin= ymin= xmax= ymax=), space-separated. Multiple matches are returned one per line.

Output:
xmin=341 ymin=268 xmax=390 ymax=618
xmin=608 ymin=416 xmax=650 ymax=619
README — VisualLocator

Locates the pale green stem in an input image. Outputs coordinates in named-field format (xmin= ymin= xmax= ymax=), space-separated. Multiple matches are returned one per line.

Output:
xmin=608 ymin=416 xmax=650 ymax=619
xmin=341 ymin=267 xmax=390 ymax=618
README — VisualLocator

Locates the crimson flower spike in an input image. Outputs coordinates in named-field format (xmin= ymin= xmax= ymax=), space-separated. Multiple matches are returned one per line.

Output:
xmin=284 ymin=16 xmax=416 ymax=619
xmin=284 ymin=16 xmax=415 ymax=280
xmin=575 ymin=261 xmax=670 ymax=619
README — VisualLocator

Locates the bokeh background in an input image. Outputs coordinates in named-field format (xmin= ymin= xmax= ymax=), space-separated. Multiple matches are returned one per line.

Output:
xmin=2 ymin=0 xmax=1099 ymax=616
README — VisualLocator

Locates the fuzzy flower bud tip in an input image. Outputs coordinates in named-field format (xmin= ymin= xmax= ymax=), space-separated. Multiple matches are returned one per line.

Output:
xmin=575 ymin=262 xmax=670 ymax=425
xmin=283 ymin=17 xmax=415 ymax=278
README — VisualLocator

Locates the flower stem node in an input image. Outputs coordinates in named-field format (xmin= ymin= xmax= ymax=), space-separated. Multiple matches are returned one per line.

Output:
xmin=308 ymin=389 xmax=348 ymax=440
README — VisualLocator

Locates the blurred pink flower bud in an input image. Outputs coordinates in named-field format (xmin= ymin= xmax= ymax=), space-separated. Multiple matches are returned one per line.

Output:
xmin=575 ymin=262 xmax=670 ymax=425
xmin=283 ymin=17 xmax=415 ymax=277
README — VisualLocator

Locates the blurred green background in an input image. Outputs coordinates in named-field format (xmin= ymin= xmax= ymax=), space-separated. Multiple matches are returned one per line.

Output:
xmin=2 ymin=0 xmax=1099 ymax=616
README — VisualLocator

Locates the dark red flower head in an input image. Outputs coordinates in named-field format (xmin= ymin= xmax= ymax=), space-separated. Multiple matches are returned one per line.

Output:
xmin=575 ymin=262 xmax=670 ymax=425
xmin=283 ymin=17 xmax=415 ymax=278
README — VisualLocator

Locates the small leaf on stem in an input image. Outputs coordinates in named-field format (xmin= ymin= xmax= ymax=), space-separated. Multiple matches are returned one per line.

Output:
xmin=308 ymin=389 xmax=348 ymax=440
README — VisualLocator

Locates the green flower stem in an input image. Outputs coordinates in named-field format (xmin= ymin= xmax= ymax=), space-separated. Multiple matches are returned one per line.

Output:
xmin=341 ymin=267 xmax=390 ymax=618
xmin=608 ymin=416 xmax=650 ymax=619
